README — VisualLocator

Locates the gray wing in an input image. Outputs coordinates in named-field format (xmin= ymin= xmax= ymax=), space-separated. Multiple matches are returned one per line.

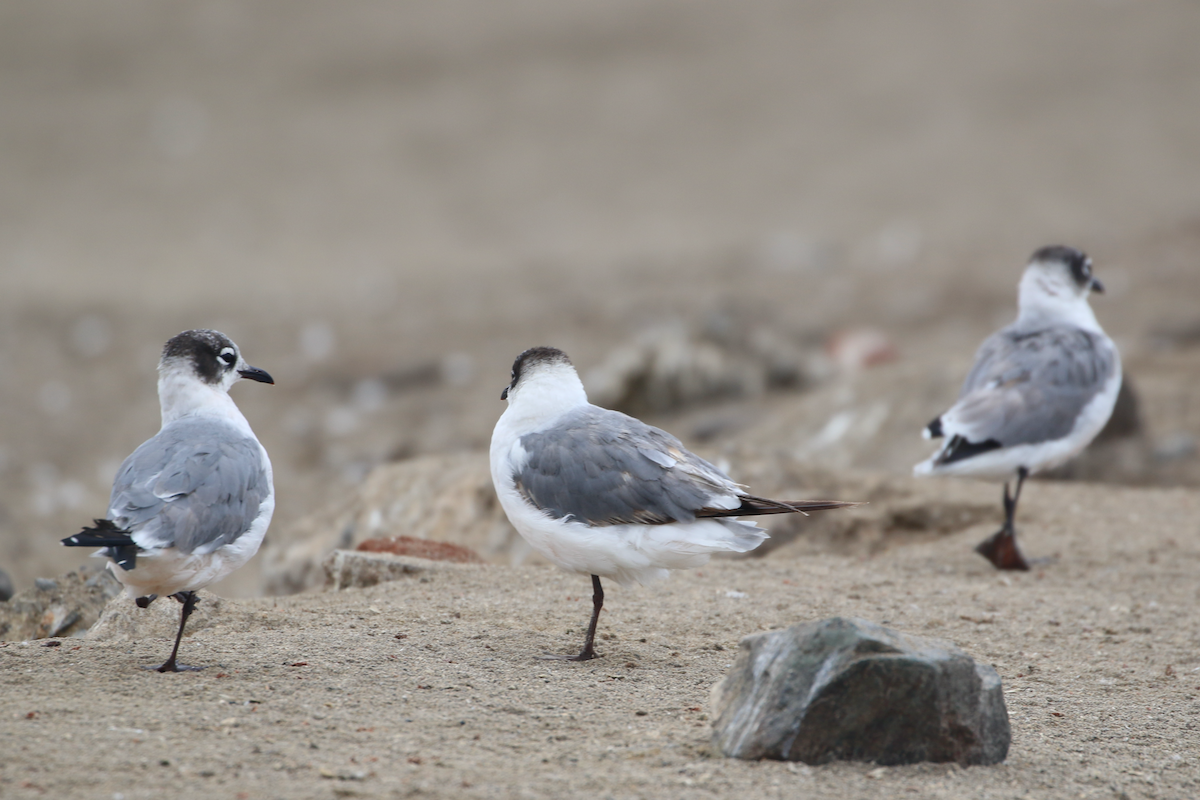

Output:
xmin=945 ymin=325 xmax=1117 ymax=446
xmin=514 ymin=406 xmax=740 ymax=527
xmin=108 ymin=417 xmax=269 ymax=555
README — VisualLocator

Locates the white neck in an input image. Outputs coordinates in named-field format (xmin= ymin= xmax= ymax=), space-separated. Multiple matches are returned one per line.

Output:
xmin=157 ymin=369 xmax=251 ymax=431
xmin=1016 ymin=270 xmax=1102 ymax=332
xmin=497 ymin=364 xmax=589 ymax=437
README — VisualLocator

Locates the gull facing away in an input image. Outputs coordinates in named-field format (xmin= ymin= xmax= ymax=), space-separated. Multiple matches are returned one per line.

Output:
xmin=490 ymin=346 xmax=855 ymax=661
xmin=63 ymin=330 xmax=275 ymax=672
xmin=914 ymin=246 xmax=1121 ymax=570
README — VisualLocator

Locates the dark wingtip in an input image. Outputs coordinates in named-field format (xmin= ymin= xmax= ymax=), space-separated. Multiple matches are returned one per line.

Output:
xmin=935 ymin=435 xmax=1003 ymax=466
xmin=782 ymin=500 xmax=864 ymax=512
xmin=926 ymin=417 xmax=944 ymax=438
xmin=63 ymin=520 xmax=139 ymax=569
xmin=698 ymin=496 xmax=862 ymax=519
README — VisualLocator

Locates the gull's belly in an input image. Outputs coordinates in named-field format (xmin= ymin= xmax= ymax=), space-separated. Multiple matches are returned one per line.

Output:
xmin=107 ymin=494 xmax=274 ymax=598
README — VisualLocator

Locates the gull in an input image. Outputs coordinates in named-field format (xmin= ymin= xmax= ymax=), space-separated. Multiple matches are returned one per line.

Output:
xmin=915 ymin=246 xmax=1121 ymax=570
xmin=63 ymin=329 xmax=275 ymax=671
xmin=490 ymin=346 xmax=854 ymax=661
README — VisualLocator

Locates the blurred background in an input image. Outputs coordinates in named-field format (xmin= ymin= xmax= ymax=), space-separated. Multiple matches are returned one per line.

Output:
xmin=2 ymin=1 xmax=1199 ymax=598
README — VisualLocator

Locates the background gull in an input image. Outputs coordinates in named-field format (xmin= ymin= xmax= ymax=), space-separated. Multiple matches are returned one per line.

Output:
xmin=914 ymin=246 xmax=1122 ymax=570
xmin=63 ymin=330 xmax=275 ymax=672
xmin=490 ymin=346 xmax=854 ymax=661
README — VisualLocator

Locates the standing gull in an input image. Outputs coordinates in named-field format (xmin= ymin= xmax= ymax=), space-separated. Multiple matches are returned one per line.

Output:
xmin=63 ymin=330 xmax=275 ymax=672
xmin=914 ymin=246 xmax=1121 ymax=570
xmin=490 ymin=346 xmax=854 ymax=661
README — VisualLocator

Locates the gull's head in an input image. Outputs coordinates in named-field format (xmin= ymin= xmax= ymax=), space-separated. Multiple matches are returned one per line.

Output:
xmin=1021 ymin=245 xmax=1102 ymax=300
xmin=1017 ymin=245 xmax=1104 ymax=325
xmin=159 ymin=329 xmax=274 ymax=393
xmin=500 ymin=346 xmax=587 ymax=415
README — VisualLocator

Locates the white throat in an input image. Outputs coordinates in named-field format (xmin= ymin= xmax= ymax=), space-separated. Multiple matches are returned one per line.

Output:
xmin=1016 ymin=270 xmax=1102 ymax=332
xmin=499 ymin=364 xmax=589 ymax=436
xmin=157 ymin=364 xmax=248 ymax=430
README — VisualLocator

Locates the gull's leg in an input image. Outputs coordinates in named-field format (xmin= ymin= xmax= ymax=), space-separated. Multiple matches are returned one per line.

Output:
xmin=975 ymin=467 xmax=1031 ymax=571
xmin=540 ymin=575 xmax=604 ymax=661
xmin=146 ymin=591 xmax=204 ymax=673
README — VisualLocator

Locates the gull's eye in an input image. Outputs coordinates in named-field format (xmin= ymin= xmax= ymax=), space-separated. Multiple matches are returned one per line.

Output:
xmin=219 ymin=347 xmax=237 ymax=366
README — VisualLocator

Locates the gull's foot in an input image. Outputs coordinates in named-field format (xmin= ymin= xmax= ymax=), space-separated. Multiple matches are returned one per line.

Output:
xmin=536 ymin=650 xmax=599 ymax=662
xmin=975 ymin=527 xmax=1030 ymax=571
xmin=143 ymin=662 xmax=205 ymax=673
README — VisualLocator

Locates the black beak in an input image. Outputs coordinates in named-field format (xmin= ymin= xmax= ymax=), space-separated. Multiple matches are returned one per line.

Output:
xmin=1090 ymin=277 xmax=1105 ymax=294
xmin=238 ymin=366 xmax=275 ymax=385
xmin=501 ymin=386 xmax=509 ymax=400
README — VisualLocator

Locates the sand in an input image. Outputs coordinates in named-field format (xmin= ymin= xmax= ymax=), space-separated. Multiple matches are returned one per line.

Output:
xmin=4 ymin=476 xmax=1200 ymax=799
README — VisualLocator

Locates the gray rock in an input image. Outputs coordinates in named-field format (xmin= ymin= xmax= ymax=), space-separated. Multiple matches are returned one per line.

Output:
xmin=0 ymin=565 xmax=123 ymax=641
xmin=710 ymin=617 xmax=1010 ymax=766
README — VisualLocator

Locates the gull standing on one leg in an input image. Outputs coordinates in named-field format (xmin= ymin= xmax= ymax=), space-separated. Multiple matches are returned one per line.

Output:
xmin=63 ymin=329 xmax=275 ymax=672
xmin=914 ymin=246 xmax=1121 ymax=570
xmin=490 ymin=346 xmax=855 ymax=661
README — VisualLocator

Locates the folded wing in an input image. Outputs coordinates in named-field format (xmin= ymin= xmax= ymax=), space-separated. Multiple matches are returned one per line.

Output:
xmin=514 ymin=406 xmax=742 ymax=526
xmin=933 ymin=325 xmax=1117 ymax=464
xmin=108 ymin=417 xmax=269 ymax=555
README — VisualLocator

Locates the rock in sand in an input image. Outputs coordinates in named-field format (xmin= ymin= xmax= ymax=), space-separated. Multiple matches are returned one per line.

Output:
xmin=710 ymin=617 xmax=1009 ymax=766
xmin=0 ymin=565 xmax=122 ymax=640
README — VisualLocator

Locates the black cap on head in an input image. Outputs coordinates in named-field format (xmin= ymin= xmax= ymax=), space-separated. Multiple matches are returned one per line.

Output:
xmin=162 ymin=329 xmax=239 ymax=384
xmin=1031 ymin=245 xmax=1099 ymax=292
xmin=502 ymin=346 xmax=572 ymax=399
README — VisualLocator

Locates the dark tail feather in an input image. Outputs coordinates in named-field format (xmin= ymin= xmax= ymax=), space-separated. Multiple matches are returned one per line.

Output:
xmin=696 ymin=495 xmax=862 ymax=519
xmin=63 ymin=519 xmax=134 ymax=547
xmin=62 ymin=519 xmax=139 ymax=570
xmin=935 ymin=434 xmax=1003 ymax=467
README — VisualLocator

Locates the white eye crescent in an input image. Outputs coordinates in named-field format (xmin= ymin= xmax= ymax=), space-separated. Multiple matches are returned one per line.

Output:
xmin=219 ymin=347 xmax=237 ymax=365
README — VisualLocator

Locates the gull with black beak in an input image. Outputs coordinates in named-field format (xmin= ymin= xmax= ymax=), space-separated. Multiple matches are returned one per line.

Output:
xmin=63 ymin=329 xmax=275 ymax=672
xmin=490 ymin=346 xmax=855 ymax=661
xmin=915 ymin=246 xmax=1121 ymax=570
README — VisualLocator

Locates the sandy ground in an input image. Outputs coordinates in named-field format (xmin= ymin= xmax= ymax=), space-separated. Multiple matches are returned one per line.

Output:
xmin=4 ymin=1 xmax=1200 ymax=594
xmin=3 ymin=2 xmax=1200 ymax=798
xmin=4 ymin=477 xmax=1200 ymax=799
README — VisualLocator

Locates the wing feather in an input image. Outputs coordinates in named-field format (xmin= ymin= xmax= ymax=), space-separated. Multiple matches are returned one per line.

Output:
xmin=936 ymin=325 xmax=1117 ymax=459
xmin=515 ymin=406 xmax=738 ymax=526
xmin=108 ymin=417 xmax=268 ymax=554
